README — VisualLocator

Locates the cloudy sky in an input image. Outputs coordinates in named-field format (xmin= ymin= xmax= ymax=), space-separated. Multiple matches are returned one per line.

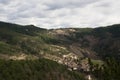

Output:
xmin=0 ymin=0 xmax=120 ymax=29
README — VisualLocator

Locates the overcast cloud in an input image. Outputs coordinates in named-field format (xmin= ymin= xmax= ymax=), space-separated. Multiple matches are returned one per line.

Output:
xmin=0 ymin=0 xmax=120 ymax=29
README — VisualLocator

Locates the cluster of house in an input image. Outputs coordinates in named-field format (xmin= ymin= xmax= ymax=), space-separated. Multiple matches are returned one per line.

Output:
xmin=43 ymin=53 xmax=78 ymax=69
xmin=43 ymin=52 xmax=90 ymax=72
xmin=62 ymin=53 xmax=78 ymax=70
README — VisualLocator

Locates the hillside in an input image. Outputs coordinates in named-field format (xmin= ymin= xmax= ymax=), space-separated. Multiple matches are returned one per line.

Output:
xmin=0 ymin=58 xmax=85 ymax=80
xmin=0 ymin=21 xmax=120 ymax=80
xmin=0 ymin=21 xmax=119 ymax=58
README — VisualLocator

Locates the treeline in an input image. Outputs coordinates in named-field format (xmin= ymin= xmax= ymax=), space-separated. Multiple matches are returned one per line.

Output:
xmin=90 ymin=58 xmax=120 ymax=80
xmin=0 ymin=59 xmax=85 ymax=80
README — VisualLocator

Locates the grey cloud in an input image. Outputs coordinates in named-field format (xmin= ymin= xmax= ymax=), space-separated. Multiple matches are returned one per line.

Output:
xmin=0 ymin=0 xmax=11 ymax=4
xmin=0 ymin=0 xmax=120 ymax=29
xmin=46 ymin=0 xmax=98 ymax=10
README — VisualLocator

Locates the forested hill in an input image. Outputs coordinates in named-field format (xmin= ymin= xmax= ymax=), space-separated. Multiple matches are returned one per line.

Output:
xmin=0 ymin=21 xmax=119 ymax=59
xmin=0 ymin=21 xmax=120 ymax=80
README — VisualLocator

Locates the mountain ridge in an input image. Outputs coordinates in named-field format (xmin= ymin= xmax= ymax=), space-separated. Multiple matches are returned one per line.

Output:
xmin=0 ymin=21 xmax=120 ymax=80
xmin=0 ymin=21 xmax=120 ymax=59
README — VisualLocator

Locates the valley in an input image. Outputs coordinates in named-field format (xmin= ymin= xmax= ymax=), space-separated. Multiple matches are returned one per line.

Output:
xmin=0 ymin=21 xmax=120 ymax=80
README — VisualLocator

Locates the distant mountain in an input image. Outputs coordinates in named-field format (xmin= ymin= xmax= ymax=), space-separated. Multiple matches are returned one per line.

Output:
xmin=0 ymin=21 xmax=120 ymax=80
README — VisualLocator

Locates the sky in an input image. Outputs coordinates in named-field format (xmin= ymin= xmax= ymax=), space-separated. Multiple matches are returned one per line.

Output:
xmin=0 ymin=0 xmax=120 ymax=29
